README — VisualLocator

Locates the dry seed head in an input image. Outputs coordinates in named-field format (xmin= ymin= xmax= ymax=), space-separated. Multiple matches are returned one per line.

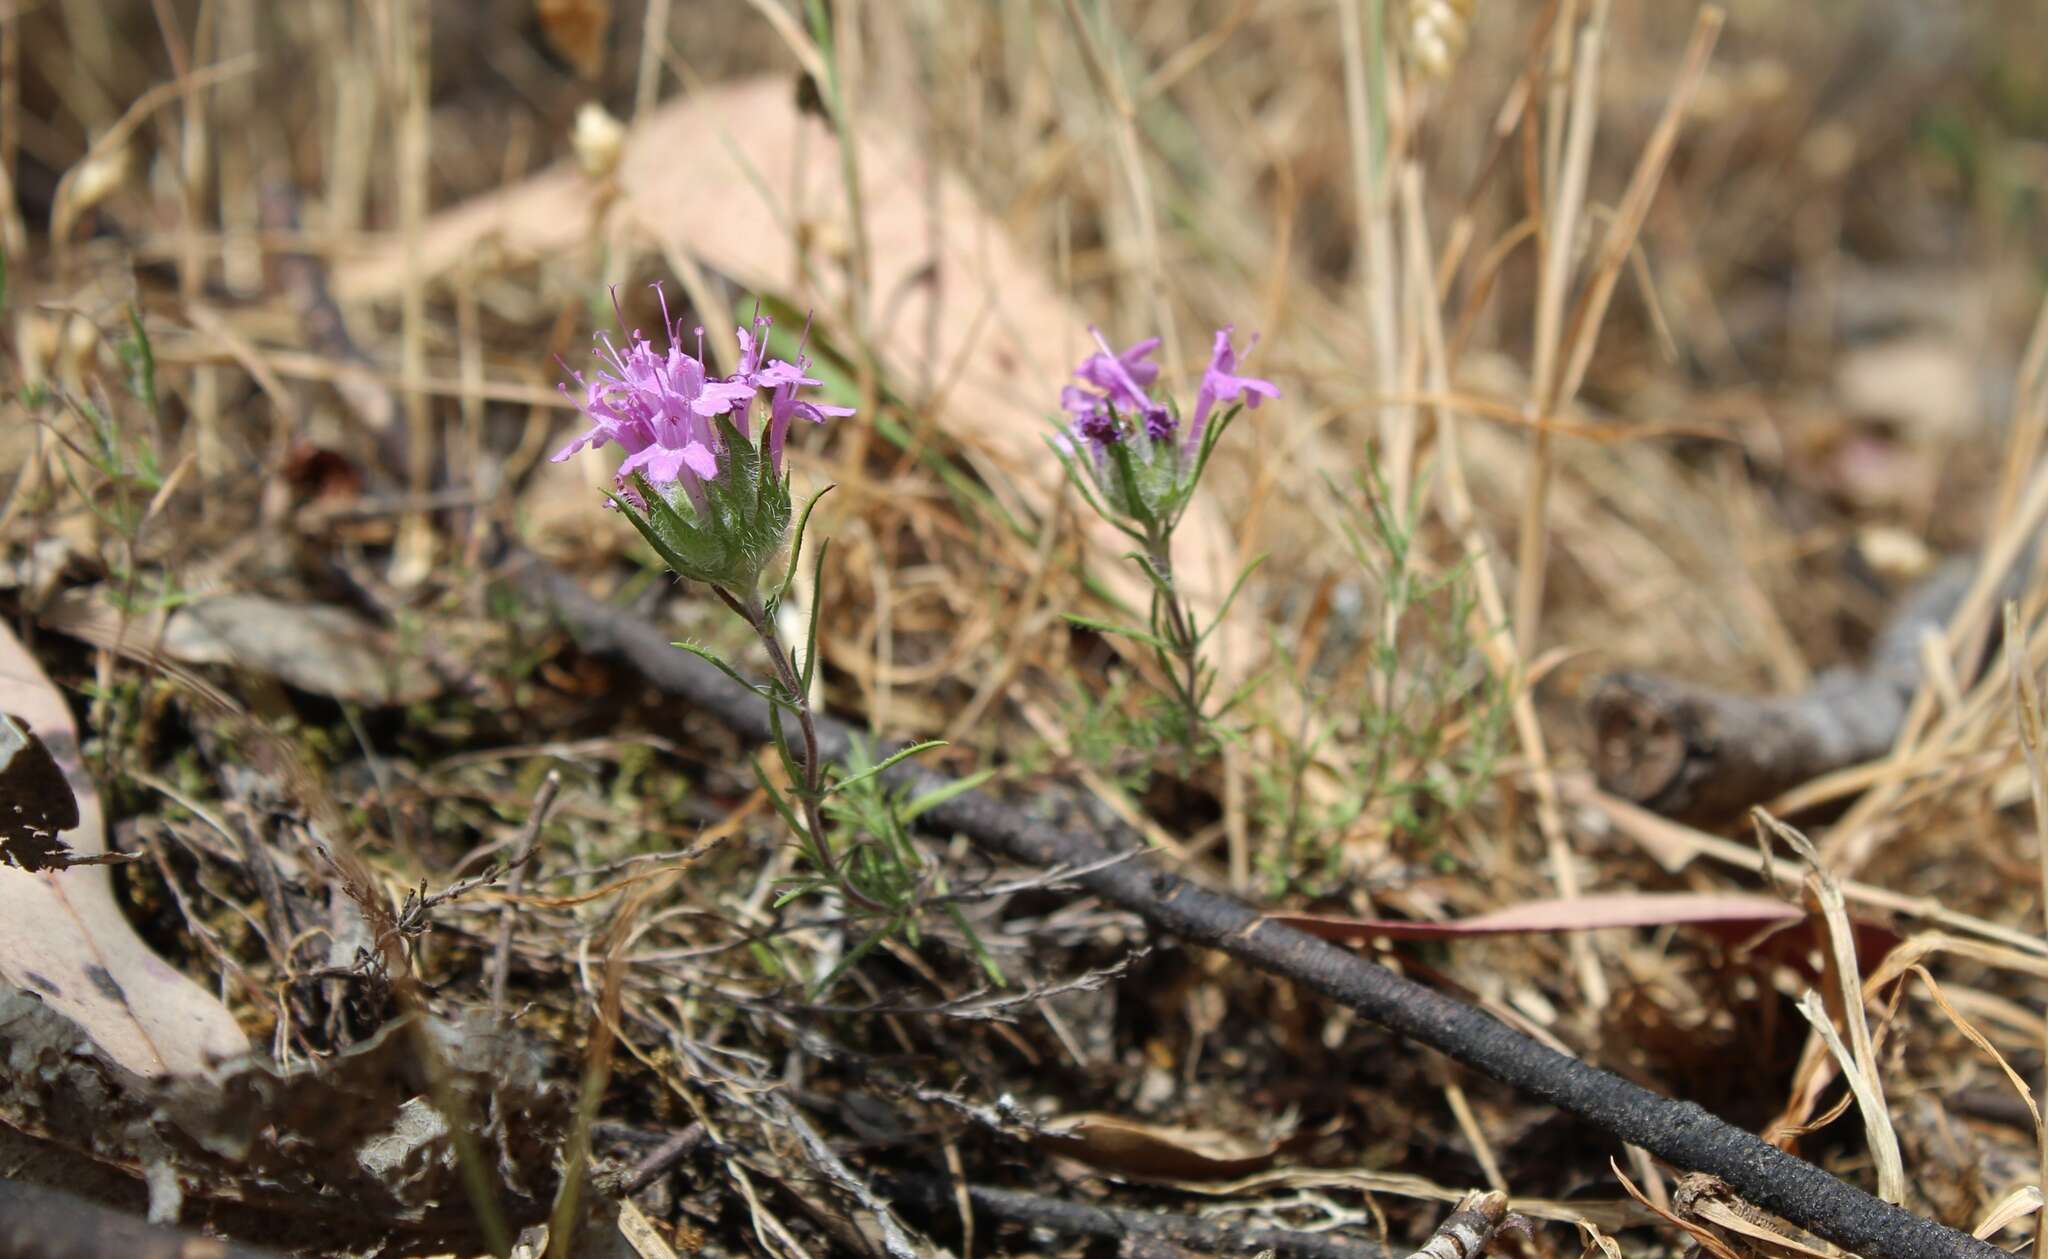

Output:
xmin=1402 ymin=0 xmax=1474 ymax=79
xmin=573 ymin=101 xmax=627 ymax=178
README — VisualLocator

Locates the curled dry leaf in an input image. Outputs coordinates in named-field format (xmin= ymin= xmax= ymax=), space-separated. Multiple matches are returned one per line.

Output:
xmin=333 ymin=76 xmax=1249 ymax=680
xmin=1031 ymin=1112 xmax=1299 ymax=1182
xmin=1 ymin=712 xmax=82 ymax=868
xmin=0 ymin=621 xmax=246 ymax=1078
xmin=1611 ymin=1161 xmax=1744 ymax=1259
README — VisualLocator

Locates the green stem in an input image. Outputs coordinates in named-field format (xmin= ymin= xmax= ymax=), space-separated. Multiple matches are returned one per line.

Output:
xmin=720 ymin=586 xmax=884 ymax=913
xmin=1145 ymin=536 xmax=1206 ymax=747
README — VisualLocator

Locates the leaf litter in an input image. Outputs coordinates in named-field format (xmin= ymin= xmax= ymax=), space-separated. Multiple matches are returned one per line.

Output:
xmin=7 ymin=3 xmax=2048 ymax=1258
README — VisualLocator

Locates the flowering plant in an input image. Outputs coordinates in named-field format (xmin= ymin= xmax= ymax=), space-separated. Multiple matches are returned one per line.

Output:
xmin=554 ymin=287 xmax=985 ymax=988
xmin=552 ymin=292 xmax=852 ymax=599
xmin=1055 ymin=327 xmax=1278 ymax=536
xmin=1051 ymin=326 xmax=1278 ymax=751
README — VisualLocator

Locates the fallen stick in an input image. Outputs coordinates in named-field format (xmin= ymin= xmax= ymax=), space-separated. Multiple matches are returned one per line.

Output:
xmin=0 ymin=1178 xmax=289 ymax=1259
xmin=505 ymin=547 xmax=2005 ymax=1259
xmin=1405 ymin=1190 xmax=1520 ymax=1259
xmin=1588 ymin=558 xmax=1977 ymax=824
xmin=887 ymin=1176 xmax=1388 ymax=1259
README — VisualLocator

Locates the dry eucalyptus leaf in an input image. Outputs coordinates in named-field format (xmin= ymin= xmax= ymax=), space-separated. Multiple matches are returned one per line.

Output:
xmin=1271 ymin=890 xmax=1901 ymax=979
xmin=1031 ymin=1112 xmax=1295 ymax=1181
xmin=334 ymin=76 xmax=1250 ymax=679
xmin=0 ymin=987 xmax=567 ymax=1234
xmin=151 ymin=1012 xmax=570 ymax=1220
xmin=157 ymin=593 xmax=441 ymax=706
xmin=0 ymin=622 xmax=247 ymax=1078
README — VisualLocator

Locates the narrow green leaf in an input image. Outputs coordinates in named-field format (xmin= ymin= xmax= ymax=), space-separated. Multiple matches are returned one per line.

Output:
xmin=750 ymin=756 xmax=812 ymax=836
xmin=824 ymin=740 xmax=947 ymax=797
xmin=1106 ymin=436 xmax=1152 ymax=528
xmin=1048 ymin=437 xmax=1119 ymax=524
xmin=670 ymin=640 xmax=795 ymax=711
xmin=121 ymin=304 xmax=157 ymax=410
xmin=901 ymin=768 xmax=995 ymax=822
xmin=767 ymin=699 xmax=806 ymax=788
xmin=773 ymin=483 xmax=836 ymax=606
xmin=799 ymin=537 xmax=830 ymax=695
xmin=1127 ymin=550 xmax=1176 ymax=601
xmin=1196 ymin=554 xmax=1267 ymax=646
xmin=811 ymin=924 xmax=896 ymax=997
xmin=1187 ymin=402 xmax=1243 ymax=485
xmin=944 ymin=901 xmax=1006 ymax=986
xmin=1061 ymin=612 xmax=1170 ymax=650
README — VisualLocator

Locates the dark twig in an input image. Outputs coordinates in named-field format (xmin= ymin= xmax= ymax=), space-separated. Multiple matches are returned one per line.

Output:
xmin=506 ymin=546 xmax=2008 ymax=1259
xmin=392 ymin=771 xmax=563 ymax=950
xmin=1405 ymin=1190 xmax=1526 ymax=1259
xmin=600 ymin=1122 xmax=710 ymax=1197
xmin=491 ymin=769 xmax=563 ymax=1016
xmin=888 ymin=1175 xmax=1388 ymax=1259
xmin=1588 ymin=557 xmax=1994 ymax=824
xmin=0 ymin=1177 xmax=289 ymax=1259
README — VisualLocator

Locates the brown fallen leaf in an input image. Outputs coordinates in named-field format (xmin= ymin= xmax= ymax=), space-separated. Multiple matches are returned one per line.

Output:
xmin=334 ymin=76 xmax=1251 ymax=681
xmin=535 ymin=0 xmax=609 ymax=78
xmin=0 ymin=621 xmax=246 ymax=1077
xmin=1030 ymin=1111 xmax=1299 ymax=1182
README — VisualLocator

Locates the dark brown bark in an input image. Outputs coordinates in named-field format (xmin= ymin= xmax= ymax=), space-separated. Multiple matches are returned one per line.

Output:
xmin=1588 ymin=558 xmax=1980 ymax=824
xmin=505 ymin=547 xmax=2007 ymax=1259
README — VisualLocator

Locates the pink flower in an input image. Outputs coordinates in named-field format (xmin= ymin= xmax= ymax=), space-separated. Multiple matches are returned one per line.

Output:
xmin=1186 ymin=326 xmax=1279 ymax=457
xmin=552 ymin=287 xmax=849 ymax=509
xmin=1064 ymin=331 xmax=1173 ymax=455
xmin=1074 ymin=331 xmax=1161 ymax=409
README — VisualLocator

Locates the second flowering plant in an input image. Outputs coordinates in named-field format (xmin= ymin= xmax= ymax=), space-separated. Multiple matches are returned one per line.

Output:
xmin=1051 ymin=326 xmax=1278 ymax=752
xmin=1054 ymin=327 xmax=1278 ymax=538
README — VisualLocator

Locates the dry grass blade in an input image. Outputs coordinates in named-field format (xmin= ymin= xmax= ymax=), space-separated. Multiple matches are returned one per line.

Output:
xmin=2003 ymin=598 xmax=2048 ymax=1259
xmin=1754 ymin=809 xmax=1904 ymax=1202
xmin=1977 ymin=1186 xmax=2043 ymax=1242
xmin=1794 ymin=990 xmax=1904 ymax=1204
xmin=1552 ymin=7 xmax=1726 ymax=405
xmin=1512 ymin=0 xmax=1608 ymax=658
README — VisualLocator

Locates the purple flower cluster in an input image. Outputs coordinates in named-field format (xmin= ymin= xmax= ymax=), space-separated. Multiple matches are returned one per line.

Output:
xmin=553 ymin=287 xmax=852 ymax=510
xmin=1060 ymin=326 xmax=1279 ymax=462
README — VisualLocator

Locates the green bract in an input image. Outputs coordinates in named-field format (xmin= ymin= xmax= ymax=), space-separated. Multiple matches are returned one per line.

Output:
xmin=612 ymin=416 xmax=794 ymax=597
